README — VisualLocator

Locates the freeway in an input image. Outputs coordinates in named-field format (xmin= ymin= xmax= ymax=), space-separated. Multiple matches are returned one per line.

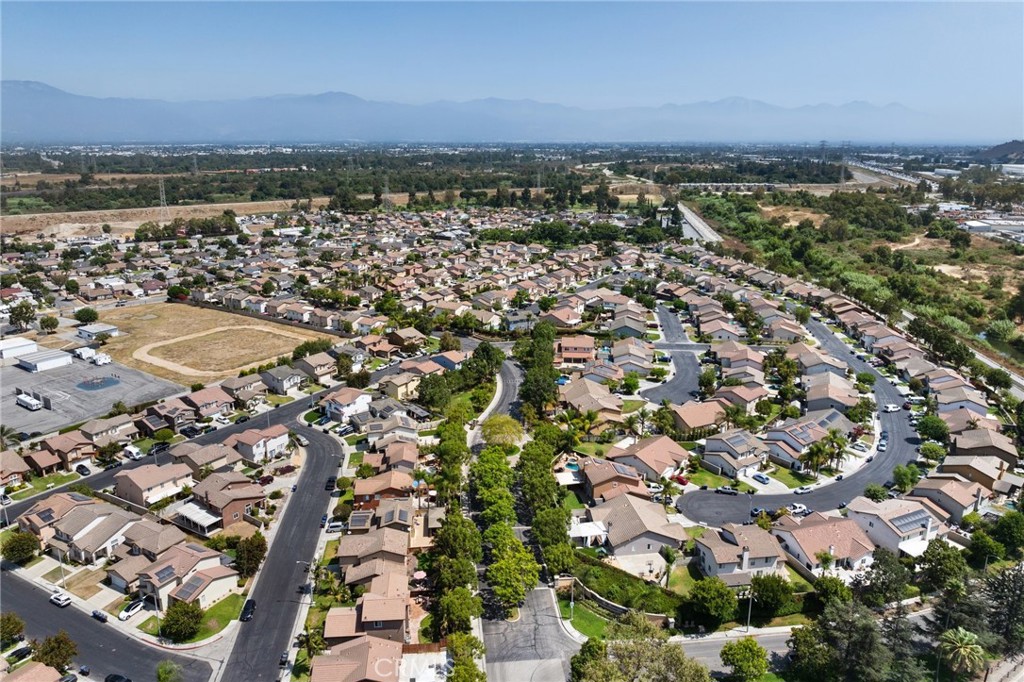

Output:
xmin=220 ymin=425 xmax=340 ymax=682
xmin=1 ymin=570 xmax=212 ymax=682
xmin=676 ymin=316 xmax=920 ymax=525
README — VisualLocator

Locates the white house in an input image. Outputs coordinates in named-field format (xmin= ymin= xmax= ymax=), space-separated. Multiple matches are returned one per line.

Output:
xmin=845 ymin=496 xmax=946 ymax=558
xmin=320 ymin=387 xmax=373 ymax=423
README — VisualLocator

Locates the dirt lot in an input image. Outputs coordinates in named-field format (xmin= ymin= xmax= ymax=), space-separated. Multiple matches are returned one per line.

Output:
xmin=760 ymin=204 xmax=827 ymax=227
xmin=99 ymin=303 xmax=333 ymax=385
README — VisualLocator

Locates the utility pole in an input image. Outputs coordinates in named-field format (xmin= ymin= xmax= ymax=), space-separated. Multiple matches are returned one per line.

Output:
xmin=158 ymin=177 xmax=169 ymax=224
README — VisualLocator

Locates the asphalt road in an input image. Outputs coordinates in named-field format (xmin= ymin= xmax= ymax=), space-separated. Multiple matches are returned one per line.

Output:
xmin=642 ymin=306 xmax=701 ymax=404
xmin=220 ymin=425 xmax=340 ymax=682
xmin=0 ymin=570 xmax=212 ymax=682
xmin=483 ymin=588 xmax=581 ymax=682
xmin=676 ymin=316 xmax=919 ymax=525
xmin=683 ymin=630 xmax=792 ymax=675
xmin=494 ymin=360 xmax=524 ymax=421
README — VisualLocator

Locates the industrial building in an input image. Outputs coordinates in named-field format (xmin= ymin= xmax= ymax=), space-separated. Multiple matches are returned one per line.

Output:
xmin=17 ymin=349 xmax=74 ymax=373
xmin=0 ymin=337 xmax=38 ymax=360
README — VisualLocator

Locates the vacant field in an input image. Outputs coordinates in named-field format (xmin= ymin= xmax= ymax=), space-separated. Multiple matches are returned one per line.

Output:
xmin=99 ymin=302 xmax=332 ymax=384
xmin=148 ymin=328 xmax=310 ymax=372
xmin=760 ymin=204 xmax=828 ymax=228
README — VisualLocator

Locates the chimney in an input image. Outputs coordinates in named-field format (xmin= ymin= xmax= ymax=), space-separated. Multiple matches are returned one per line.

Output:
xmin=828 ymin=544 xmax=835 ymax=557
xmin=974 ymin=487 xmax=983 ymax=511
xmin=741 ymin=545 xmax=750 ymax=571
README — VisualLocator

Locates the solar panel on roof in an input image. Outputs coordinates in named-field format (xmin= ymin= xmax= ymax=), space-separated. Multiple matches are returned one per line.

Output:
xmin=891 ymin=510 xmax=930 ymax=533
xmin=398 ymin=509 xmax=410 ymax=523
xmin=612 ymin=463 xmax=633 ymax=476
xmin=175 ymin=575 xmax=203 ymax=601
xmin=68 ymin=493 xmax=91 ymax=502
xmin=155 ymin=565 xmax=176 ymax=582
xmin=38 ymin=510 xmax=54 ymax=523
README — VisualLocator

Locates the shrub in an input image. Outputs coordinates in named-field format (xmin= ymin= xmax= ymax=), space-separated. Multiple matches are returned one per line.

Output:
xmin=269 ymin=489 xmax=283 ymax=500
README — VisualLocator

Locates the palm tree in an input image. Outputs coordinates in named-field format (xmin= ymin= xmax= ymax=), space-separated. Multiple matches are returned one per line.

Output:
xmin=636 ymin=407 xmax=650 ymax=436
xmin=824 ymin=428 xmax=849 ymax=471
xmin=0 ymin=424 xmax=19 ymax=450
xmin=939 ymin=627 xmax=986 ymax=677
xmin=578 ymin=410 xmax=599 ymax=443
xmin=722 ymin=404 xmax=746 ymax=430
xmin=801 ymin=441 xmax=830 ymax=476
xmin=624 ymin=413 xmax=640 ymax=437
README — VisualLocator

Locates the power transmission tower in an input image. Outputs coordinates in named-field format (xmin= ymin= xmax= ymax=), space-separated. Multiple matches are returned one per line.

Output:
xmin=382 ymin=175 xmax=392 ymax=212
xmin=192 ymin=154 xmax=199 ymax=176
xmin=819 ymin=140 xmax=828 ymax=165
xmin=158 ymin=177 xmax=170 ymax=223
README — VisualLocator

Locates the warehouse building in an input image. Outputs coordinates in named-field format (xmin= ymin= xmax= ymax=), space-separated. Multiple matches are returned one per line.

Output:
xmin=77 ymin=323 xmax=120 ymax=341
xmin=0 ymin=337 xmax=38 ymax=360
xmin=17 ymin=349 xmax=74 ymax=373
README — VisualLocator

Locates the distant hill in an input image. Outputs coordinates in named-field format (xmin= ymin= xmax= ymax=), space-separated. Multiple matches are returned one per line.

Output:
xmin=973 ymin=140 xmax=1024 ymax=163
xmin=0 ymin=80 xmax=953 ymax=144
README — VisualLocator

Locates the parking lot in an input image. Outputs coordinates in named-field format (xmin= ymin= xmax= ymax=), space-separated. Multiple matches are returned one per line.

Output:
xmin=1 ymin=358 xmax=182 ymax=435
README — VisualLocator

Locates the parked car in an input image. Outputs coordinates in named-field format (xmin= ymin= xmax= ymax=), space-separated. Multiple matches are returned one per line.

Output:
xmin=118 ymin=599 xmax=145 ymax=621
xmin=50 ymin=592 xmax=72 ymax=607
xmin=326 ymin=521 xmax=345 ymax=533
xmin=794 ymin=485 xmax=813 ymax=495
xmin=882 ymin=404 xmax=900 ymax=413
xmin=104 ymin=676 xmax=132 ymax=682
xmin=58 ymin=674 xmax=79 ymax=682
xmin=240 ymin=599 xmax=256 ymax=622
xmin=325 ymin=476 xmax=336 ymax=491
xmin=852 ymin=442 xmax=869 ymax=452
xmin=902 ymin=402 xmax=912 ymax=410
xmin=877 ymin=441 xmax=888 ymax=452
xmin=320 ymin=514 xmax=328 ymax=528
xmin=180 ymin=425 xmax=201 ymax=439
xmin=91 ymin=609 xmax=108 ymax=623
xmin=258 ymin=475 xmax=274 ymax=486
xmin=279 ymin=652 xmax=289 ymax=668
xmin=295 ymin=434 xmax=310 ymax=447
xmin=788 ymin=503 xmax=807 ymax=514
xmin=750 ymin=507 xmax=765 ymax=517
xmin=123 ymin=445 xmax=143 ymax=461
xmin=752 ymin=473 xmax=770 ymax=485
xmin=75 ymin=464 xmax=91 ymax=476
xmin=104 ymin=460 xmax=123 ymax=470
xmin=647 ymin=483 xmax=664 ymax=494
xmin=715 ymin=486 xmax=739 ymax=496
xmin=149 ymin=442 xmax=171 ymax=456
xmin=8 ymin=646 xmax=32 ymax=662
xmin=0 ymin=494 xmax=12 ymax=507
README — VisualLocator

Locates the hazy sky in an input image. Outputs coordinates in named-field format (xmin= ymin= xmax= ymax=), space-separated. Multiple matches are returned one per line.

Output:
xmin=3 ymin=2 xmax=1022 ymax=126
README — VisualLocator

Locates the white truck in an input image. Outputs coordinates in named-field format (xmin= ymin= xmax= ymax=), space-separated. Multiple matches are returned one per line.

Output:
xmin=91 ymin=353 xmax=112 ymax=366
xmin=16 ymin=394 xmax=42 ymax=411
xmin=74 ymin=347 xmax=97 ymax=360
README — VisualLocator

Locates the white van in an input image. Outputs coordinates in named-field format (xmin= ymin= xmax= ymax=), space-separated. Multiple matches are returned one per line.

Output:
xmin=123 ymin=445 xmax=143 ymax=461
xmin=16 ymin=394 xmax=42 ymax=411
xmin=325 ymin=521 xmax=346 ymax=533
xmin=74 ymin=347 xmax=97 ymax=360
xmin=92 ymin=353 xmax=112 ymax=366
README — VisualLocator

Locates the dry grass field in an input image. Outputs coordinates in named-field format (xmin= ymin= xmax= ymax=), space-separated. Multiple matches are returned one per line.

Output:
xmin=99 ymin=303 xmax=333 ymax=384
xmin=760 ymin=204 xmax=828 ymax=227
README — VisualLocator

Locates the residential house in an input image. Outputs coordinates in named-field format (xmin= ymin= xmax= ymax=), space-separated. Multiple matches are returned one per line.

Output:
xmin=694 ymin=523 xmax=785 ymax=587
xmin=335 ymin=527 xmax=409 ymax=568
xmin=909 ymin=476 xmax=987 ymax=524
xmin=49 ymin=502 xmax=140 ymax=564
xmin=308 ymin=636 xmax=403 ymax=682
xmin=107 ymin=519 xmax=186 ymax=593
xmin=554 ymin=335 xmax=596 ymax=366
xmin=22 ymin=449 xmax=62 ymax=477
xmin=219 ymin=375 xmax=268 ymax=409
xmin=579 ymin=457 xmax=649 ymax=503
xmin=939 ymin=456 xmax=1023 ymax=497
xmin=715 ymin=383 xmax=769 ymax=415
xmin=605 ymin=436 xmax=689 ymax=481
xmin=379 ymin=372 xmax=421 ymax=402
xmin=772 ymin=512 xmax=874 ymax=578
xmin=143 ymin=399 xmax=196 ymax=434
xmin=223 ymin=424 xmax=291 ymax=464
xmin=79 ymin=414 xmax=139 ymax=447
xmin=171 ymin=443 xmax=242 ymax=475
xmin=186 ymin=471 xmax=267 ymax=533
xmin=433 ymin=350 xmax=468 ymax=372
xmin=0 ymin=450 xmax=31 ymax=487
xmin=586 ymin=494 xmax=686 ymax=558
xmin=295 ymin=352 xmax=337 ymax=384
xmin=260 ymin=366 xmax=307 ymax=395
xmin=353 ymin=470 xmax=414 ymax=507
xmin=935 ymin=387 xmax=989 ymax=418
xmin=558 ymin=379 xmax=622 ymax=429
xmin=803 ymin=372 xmax=860 ymax=414
xmin=114 ymin=463 xmax=194 ymax=507
xmin=18 ymin=491 xmax=98 ymax=548
xmin=137 ymin=541 xmax=230 ymax=610
xmin=321 ymin=387 xmax=373 ymax=423
xmin=702 ymin=429 xmax=769 ymax=478
xmin=671 ymin=400 xmax=726 ymax=435
xmin=181 ymin=386 xmax=235 ymax=418
xmin=951 ymin=430 xmax=1019 ymax=468
xmin=846 ymin=496 xmax=946 ymax=557
xmin=364 ymin=415 xmax=418 ymax=449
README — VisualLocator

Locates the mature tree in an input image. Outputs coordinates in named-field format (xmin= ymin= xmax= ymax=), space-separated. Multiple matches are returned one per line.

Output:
xmin=720 ymin=637 xmax=769 ymax=682
xmin=434 ymin=514 xmax=483 ymax=564
xmin=863 ymin=483 xmax=888 ymax=502
xmin=346 ymin=369 xmax=371 ymax=389
xmin=39 ymin=315 xmax=59 ymax=334
xmin=984 ymin=564 xmax=1024 ymax=654
xmin=154 ymin=428 xmax=174 ymax=442
xmin=580 ymin=611 xmax=711 ymax=682
xmin=968 ymin=530 xmax=1005 ymax=567
xmin=437 ymin=586 xmax=483 ymax=636
xmin=917 ymin=539 xmax=968 ymax=592
xmin=447 ymin=632 xmax=486 ymax=682
xmin=570 ymin=638 xmax=607 ymax=682
xmin=481 ymin=414 xmax=523 ymax=447
xmin=9 ymin=300 xmax=36 ymax=330
xmin=882 ymin=601 xmax=930 ymax=682
xmin=688 ymin=577 xmax=737 ymax=627
xmin=486 ymin=540 xmax=539 ymax=610
xmin=530 ymin=507 xmax=570 ymax=549
xmin=1 ymin=531 xmax=39 ymax=564
xmin=73 ymin=306 xmax=99 ymax=325
xmin=939 ymin=627 xmax=986 ymax=677
xmin=916 ymin=415 xmax=949 ymax=443
xmin=813 ymin=575 xmax=852 ymax=605
xmin=621 ymin=372 xmax=641 ymax=395
xmin=439 ymin=332 xmax=461 ymax=352
xmin=819 ymin=599 xmax=891 ymax=682
xmin=235 ymin=532 xmax=268 ymax=577
xmin=918 ymin=441 xmax=946 ymax=463
xmin=157 ymin=660 xmax=184 ymax=682
xmin=924 ymin=580 xmax=996 ymax=651
xmin=699 ymin=367 xmax=717 ymax=398
xmin=162 ymin=601 xmax=204 ymax=642
xmin=417 ymin=374 xmax=451 ymax=412
xmin=857 ymin=548 xmax=909 ymax=607
xmin=542 ymin=542 xmax=576 ymax=576
xmin=892 ymin=464 xmax=921 ymax=493
xmin=750 ymin=573 xmax=792 ymax=616
xmin=33 ymin=630 xmax=78 ymax=671
xmin=334 ymin=353 xmax=353 ymax=378
xmin=0 ymin=612 xmax=25 ymax=647
xmin=992 ymin=510 xmax=1024 ymax=555
xmin=0 ymin=424 xmax=20 ymax=449
xmin=787 ymin=623 xmax=834 ymax=682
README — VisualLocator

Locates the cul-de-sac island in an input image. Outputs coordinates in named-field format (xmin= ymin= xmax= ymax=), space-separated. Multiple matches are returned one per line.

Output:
xmin=2 ymin=4 xmax=1023 ymax=682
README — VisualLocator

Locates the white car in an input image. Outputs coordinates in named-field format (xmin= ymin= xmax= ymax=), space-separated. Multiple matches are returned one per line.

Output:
xmin=49 ymin=592 xmax=72 ymax=608
xmin=794 ymin=486 xmax=813 ymax=495
xmin=882 ymin=404 xmax=900 ymax=413
xmin=852 ymin=442 xmax=869 ymax=453
xmin=788 ymin=503 xmax=807 ymax=514
xmin=118 ymin=599 xmax=145 ymax=621
xmin=295 ymin=435 xmax=310 ymax=447
xmin=0 ymin=494 xmax=12 ymax=507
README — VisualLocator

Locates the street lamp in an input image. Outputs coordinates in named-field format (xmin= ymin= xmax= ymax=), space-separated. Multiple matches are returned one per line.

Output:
xmin=742 ymin=588 xmax=756 ymax=633
xmin=57 ymin=548 xmax=67 ymax=589
xmin=983 ymin=554 xmax=1001 ymax=572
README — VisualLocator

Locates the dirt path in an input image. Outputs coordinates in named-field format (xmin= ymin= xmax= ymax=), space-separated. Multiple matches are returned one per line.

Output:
xmin=132 ymin=324 xmax=316 ymax=377
xmin=893 ymin=236 xmax=921 ymax=250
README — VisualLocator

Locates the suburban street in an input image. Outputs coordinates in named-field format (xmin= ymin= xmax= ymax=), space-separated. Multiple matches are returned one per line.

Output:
xmin=482 ymin=588 xmax=581 ymax=682
xmin=1 ymin=570 xmax=212 ymax=682
xmin=494 ymin=360 xmax=524 ymax=420
xmin=677 ymin=315 xmax=919 ymax=525
xmin=642 ymin=305 xmax=702 ymax=404
xmin=220 ymin=425 xmax=340 ymax=682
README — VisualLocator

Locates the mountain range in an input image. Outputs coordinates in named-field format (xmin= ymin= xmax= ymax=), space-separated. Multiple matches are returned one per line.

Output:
xmin=0 ymin=80 xmax=955 ymax=144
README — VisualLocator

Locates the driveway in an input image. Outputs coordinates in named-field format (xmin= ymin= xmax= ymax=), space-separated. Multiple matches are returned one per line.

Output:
xmin=483 ymin=588 xmax=580 ymax=682
xmin=676 ymin=316 xmax=919 ymax=526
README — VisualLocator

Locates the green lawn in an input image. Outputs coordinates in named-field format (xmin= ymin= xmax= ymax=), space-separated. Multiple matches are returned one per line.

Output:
xmin=557 ymin=596 xmax=609 ymax=639
xmin=758 ymin=674 xmax=789 ymax=682
xmin=683 ymin=526 xmax=706 ymax=552
xmin=418 ymin=429 xmax=438 ymax=437
xmin=345 ymin=434 xmax=367 ymax=447
xmin=686 ymin=469 xmax=755 ymax=493
xmin=348 ymin=451 xmax=364 ymax=466
xmin=769 ymin=467 xmax=816 ymax=490
xmin=190 ymin=593 xmax=244 ymax=641
xmin=321 ymin=540 xmax=339 ymax=566
xmin=418 ymin=613 xmax=438 ymax=643
xmin=562 ymin=491 xmax=587 ymax=511
xmin=622 ymin=400 xmax=646 ymax=414
xmin=303 ymin=410 xmax=321 ymax=423
xmin=785 ymin=566 xmax=814 ymax=593
xmin=266 ymin=395 xmax=294 ymax=406
xmin=138 ymin=616 xmax=160 ymax=636
xmin=291 ymin=649 xmax=311 ymax=682
xmin=574 ymin=442 xmax=607 ymax=457
xmin=668 ymin=562 xmax=702 ymax=596
xmin=11 ymin=472 xmax=80 ymax=500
